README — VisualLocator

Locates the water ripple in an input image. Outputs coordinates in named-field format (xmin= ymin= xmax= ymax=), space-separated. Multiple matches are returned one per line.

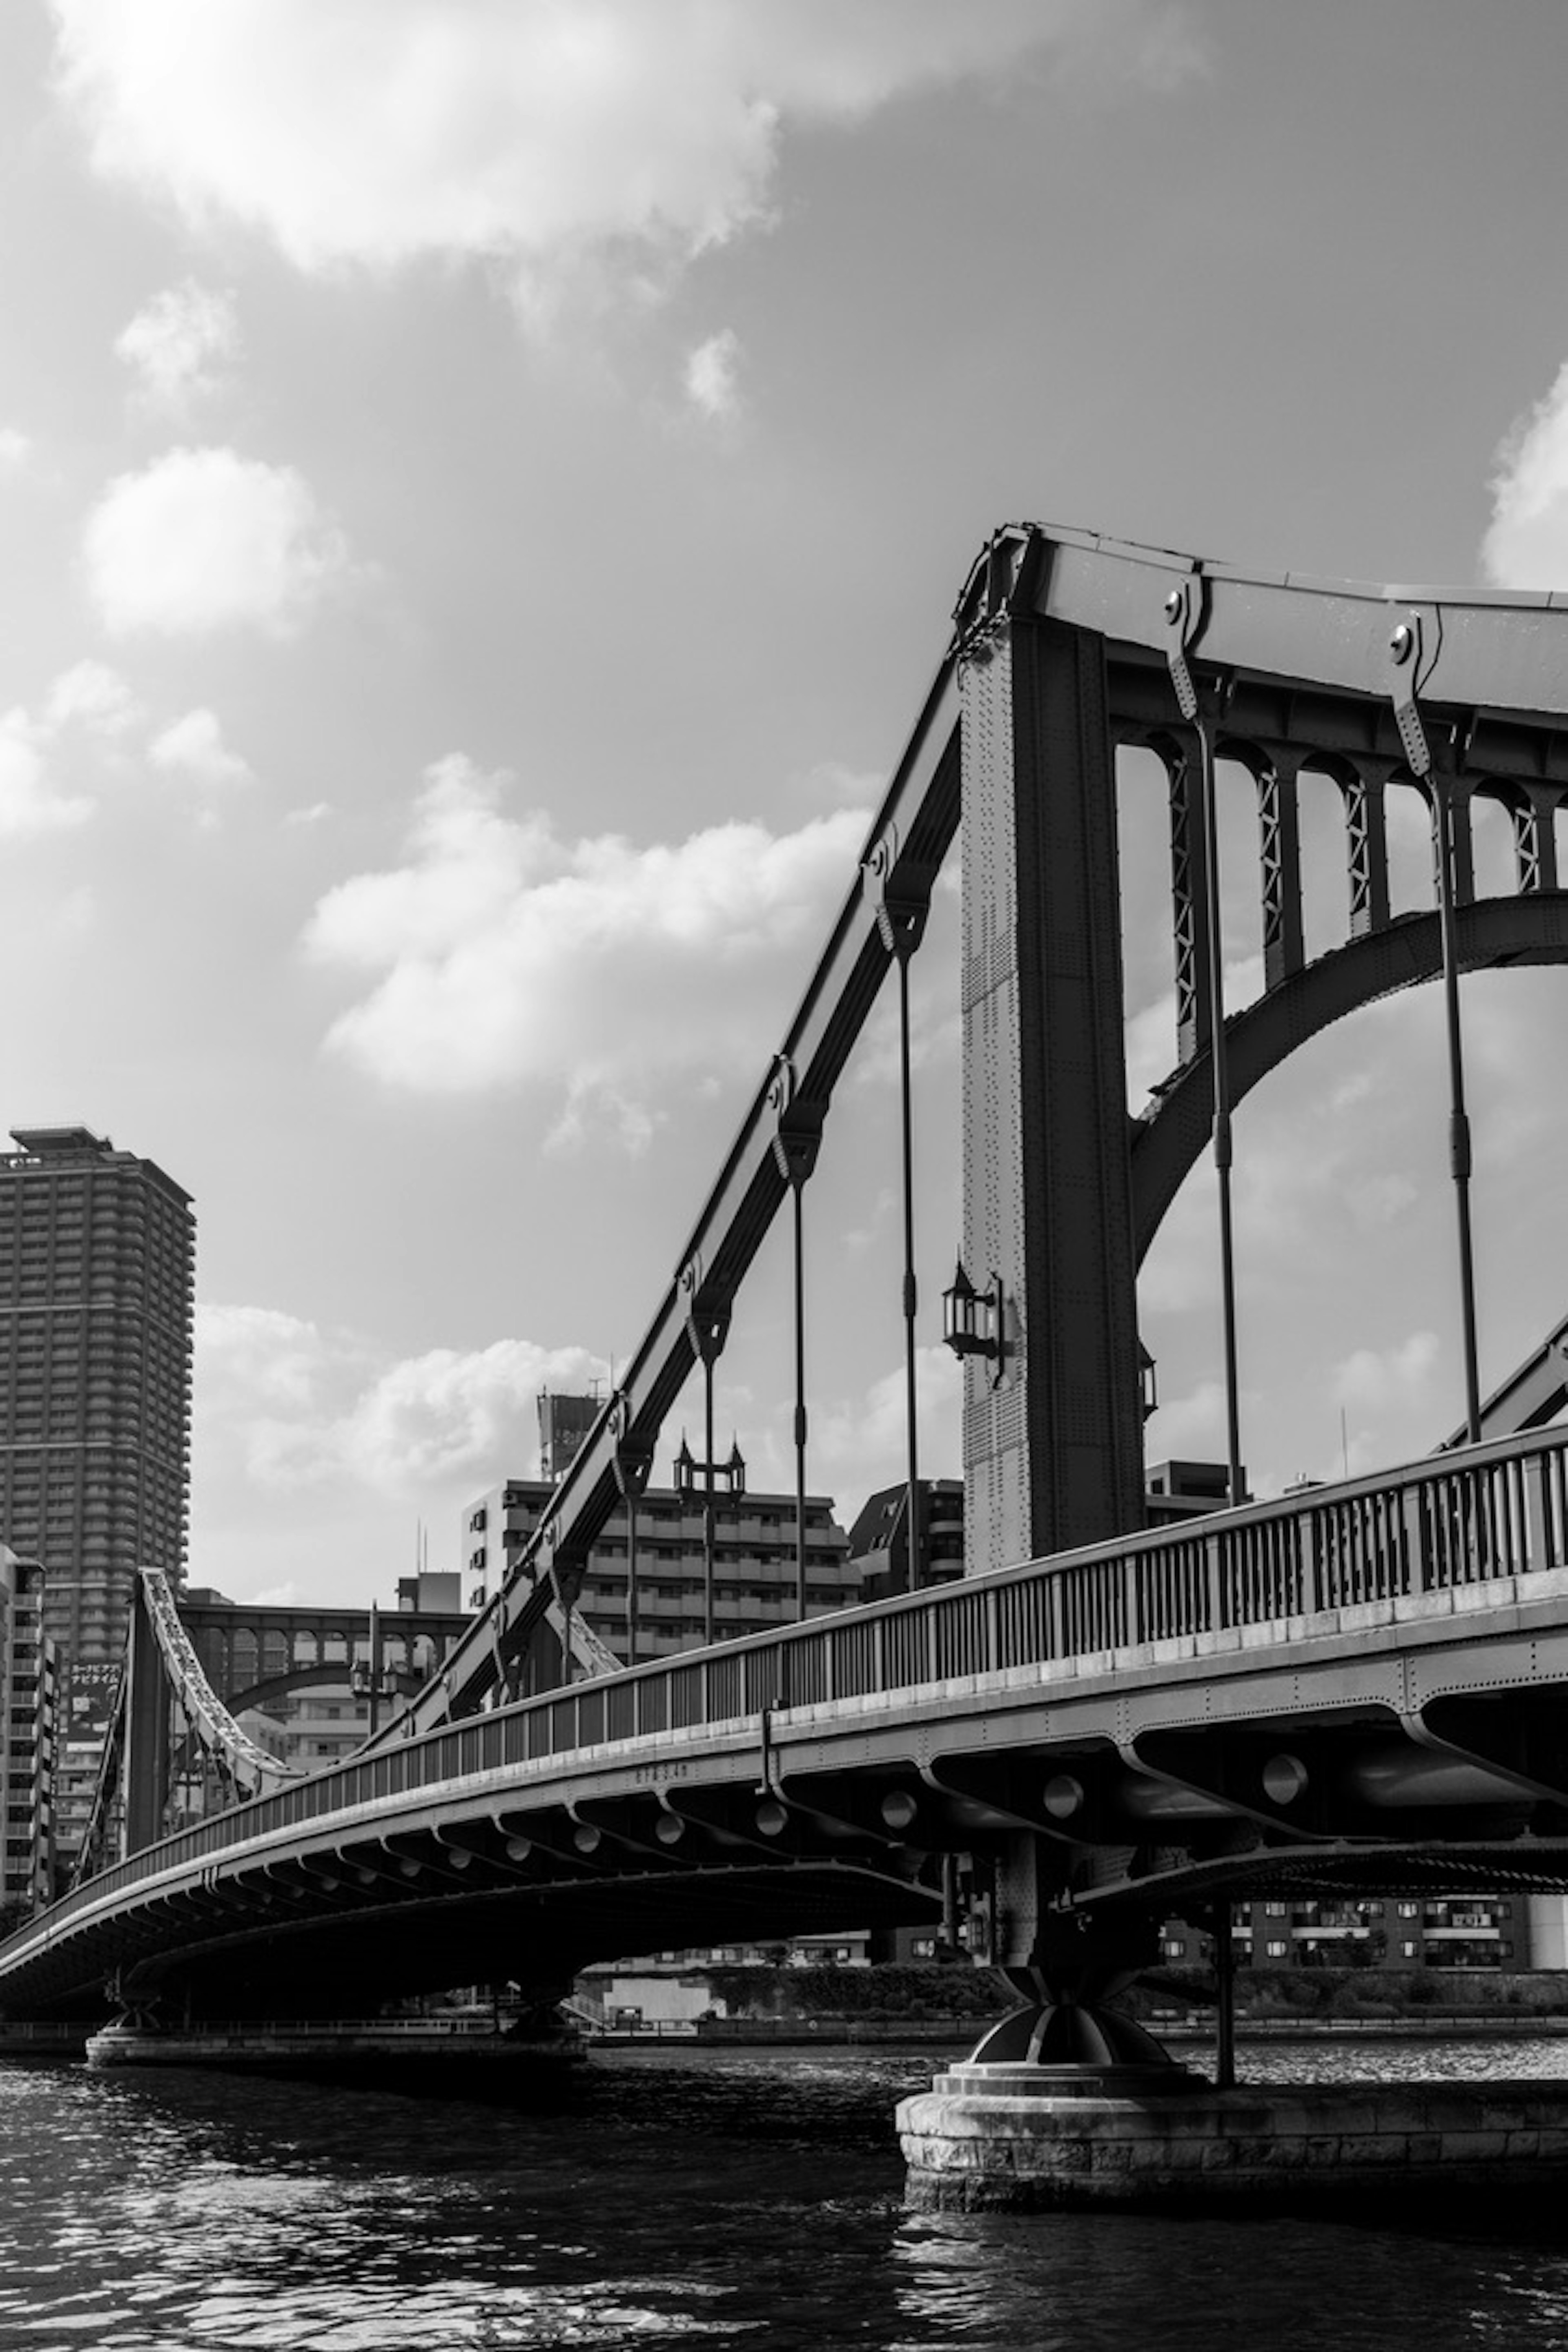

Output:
xmin=7 ymin=2041 xmax=1568 ymax=2348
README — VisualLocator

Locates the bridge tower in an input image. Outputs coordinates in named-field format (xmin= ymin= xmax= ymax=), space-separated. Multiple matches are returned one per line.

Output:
xmin=958 ymin=575 xmax=1146 ymax=1572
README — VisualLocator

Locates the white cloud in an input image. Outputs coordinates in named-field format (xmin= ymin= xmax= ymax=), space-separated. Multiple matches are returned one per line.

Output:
xmin=303 ymin=753 xmax=869 ymax=1137
xmin=811 ymin=1345 xmax=962 ymax=1480
xmin=196 ymin=1302 xmax=343 ymax=1417
xmin=44 ymin=658 xmax=140 ymax=735
xmin=116 ymin=278 xmax=240 ymax=410
xmin=82 ymin=445 xmax=354 ymax=637
xmin=149 ymin=706 xmax=254 ymax=791
xmin=0 ymin=427 xmax=31 ymax=472
xmin=285 ymin=800 xmax=334 ymax=828
xmin=684 ymin=327 xmax=743 ymax=424
xmin=49 ymin=0 xmax=1197 ymax=319
xmin=194 ymin=1302 xmax=604 ymax=1495
xmin=1143 ymin=1376 xmax=1227 ymax=1464
xmin=0 ymin=712 xmax=92 ymax=837
xmin=1331 ymin=1330 xmax=1440 ymax=1415
xmin=1482 ymin=359 xmax=1568 ymax=588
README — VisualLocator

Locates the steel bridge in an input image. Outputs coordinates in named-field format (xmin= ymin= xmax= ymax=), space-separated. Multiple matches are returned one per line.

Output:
xmin=4 ymin=520 xmax=1568 ymax=2024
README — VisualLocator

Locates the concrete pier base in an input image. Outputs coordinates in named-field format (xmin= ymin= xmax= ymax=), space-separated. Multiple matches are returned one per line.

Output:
xmin=899 ymin=2064 xmax=1568 ymax=2212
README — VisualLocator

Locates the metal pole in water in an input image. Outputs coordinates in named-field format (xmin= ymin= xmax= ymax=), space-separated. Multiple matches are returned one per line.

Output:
xmin=1213 ymin=1900 xmax=1236 ymax=2091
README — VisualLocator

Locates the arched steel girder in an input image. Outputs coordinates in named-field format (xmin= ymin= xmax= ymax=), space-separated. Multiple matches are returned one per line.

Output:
xmin=1130 ymin=893 xmax=1568 ymax=1262
xmin=223 ymin=1663 xmax=422 ymax=1717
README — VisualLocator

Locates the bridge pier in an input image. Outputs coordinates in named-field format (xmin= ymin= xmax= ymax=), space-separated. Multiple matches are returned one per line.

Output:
xmin=898 ymin=1844 xmax=1568 ymax=2212
xmin=898 ymin=2060 xmax=1568 ymax=2215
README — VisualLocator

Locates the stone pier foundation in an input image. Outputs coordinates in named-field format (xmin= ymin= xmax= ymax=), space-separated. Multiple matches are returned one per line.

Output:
xmin=899 ymin=2065 xmax=1568 ymax=2212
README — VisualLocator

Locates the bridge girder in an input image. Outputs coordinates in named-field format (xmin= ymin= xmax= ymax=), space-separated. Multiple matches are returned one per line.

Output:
xmin=13 ymin=1481 xmax=1568 ymax=2016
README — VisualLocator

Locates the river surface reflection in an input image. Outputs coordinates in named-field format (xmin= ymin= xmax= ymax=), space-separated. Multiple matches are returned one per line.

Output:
xmin=4 ymin=2038 xmax=1568 ymax=2349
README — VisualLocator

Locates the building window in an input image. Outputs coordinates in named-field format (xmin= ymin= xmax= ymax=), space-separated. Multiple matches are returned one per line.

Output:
xmin=1264 ymin=1940 xmax=1289 ymax=1958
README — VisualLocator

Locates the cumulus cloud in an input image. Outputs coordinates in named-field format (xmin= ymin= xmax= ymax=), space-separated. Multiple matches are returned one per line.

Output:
xmin=82 ymin=445 xmax=354 ymax=637
xmin=49 ymin=0 xmax=1197 ymax=319
xmin=0 ymin=661 xmax=147 ymax=836
xmin=44 ymin=658 xmax=141 ymax=735
xmin=116 ymin=278 xmax=240 ymax=409
xmin=0 ymin=714 xmax=93 ymax=837
xmin=1331 ymin=1330 xmax=1440 ymax=1415
xmin=149 ymin=706 xmax=254 ymax=791
xmin=1481 ymin=360 xmax=1568 ymax=588
xmin=195 ymin=1301 xmax=604 ymax=1494
xmin=303 ymin=753 xmax=869 ymax=1138
xmin=684 ymin=327 xmax=743 ymax=424
xmin=811 ymin=1345 xmax=962 ymax=1481
xmin=0 ymin=427 xmax=31 ymax=472
xmin=1143 ymin=1376 xmax=1228 ymax=1465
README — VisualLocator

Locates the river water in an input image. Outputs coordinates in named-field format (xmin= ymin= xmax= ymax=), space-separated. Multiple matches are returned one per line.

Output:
xmin=5 ymin=2039 xmax=1568 ymax=2350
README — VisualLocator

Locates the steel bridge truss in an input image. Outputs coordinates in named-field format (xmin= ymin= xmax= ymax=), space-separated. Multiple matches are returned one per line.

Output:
xmin=376 ymin=524 xmax=1568 ymax=1737
xmin=76 ymin=1571 xmax=305 ymax=1878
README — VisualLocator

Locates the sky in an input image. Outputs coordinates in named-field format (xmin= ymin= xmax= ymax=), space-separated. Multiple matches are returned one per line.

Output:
xmin=2 ymin=0 xmax=1568 ymax=1609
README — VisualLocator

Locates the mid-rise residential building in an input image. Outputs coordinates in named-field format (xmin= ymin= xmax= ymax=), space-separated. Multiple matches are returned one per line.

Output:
xmin=844 ymin=1478 xmax=964 ymax=1599
xmin=463 ymin=1393 xmax=855 ymax=1664
xmin=0 ymin=1544 xmax=54 ymax=1918
xmin=1156 ymin=1895 xmax=1543 ymax=1973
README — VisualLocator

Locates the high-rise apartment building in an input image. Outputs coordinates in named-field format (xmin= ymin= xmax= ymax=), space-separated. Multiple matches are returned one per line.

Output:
xmin=0 ymin=1125 xmax=195 ymax=1670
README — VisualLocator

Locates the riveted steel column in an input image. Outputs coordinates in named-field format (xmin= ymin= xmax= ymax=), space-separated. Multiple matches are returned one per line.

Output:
xmin=960 ymin=616 xmax=1144 ymax=1574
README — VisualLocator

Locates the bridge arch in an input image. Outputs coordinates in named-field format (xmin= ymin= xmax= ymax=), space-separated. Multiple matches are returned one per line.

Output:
xmin=1130 ymin=894 xmax=1568 ymax=1261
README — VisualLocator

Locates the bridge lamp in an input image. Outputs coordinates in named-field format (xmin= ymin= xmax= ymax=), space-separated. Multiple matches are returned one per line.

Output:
xmin=755 ymin=1799 xmax=789 ymax=1838
xmin=1261 ymin=1753 xmax=1309 ymax=1806
xmin=1043 ymin=1773 xmax=1086 ymax=1821
xmin=942 ymin=1260 xmax=1005 ymax=1383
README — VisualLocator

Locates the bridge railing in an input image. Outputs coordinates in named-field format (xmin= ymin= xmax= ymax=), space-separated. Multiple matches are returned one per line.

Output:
xmin=12 ymin=1426 xmax=1568 ymax=1957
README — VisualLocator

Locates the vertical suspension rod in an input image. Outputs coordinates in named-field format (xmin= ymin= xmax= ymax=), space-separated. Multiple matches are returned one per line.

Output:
xmin=791 ymin=1175 xmax=808 ymax=1622
xmin=703 ymin=1348 xmax=717 ymax=1647
xmin=1195 ymin=713 xmax=1245 ymax=1506
xmin=1434 ymin=772 xmax=1483 ymax=1445
xmin=897 ymin=944 xmax=921 ymax=1590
